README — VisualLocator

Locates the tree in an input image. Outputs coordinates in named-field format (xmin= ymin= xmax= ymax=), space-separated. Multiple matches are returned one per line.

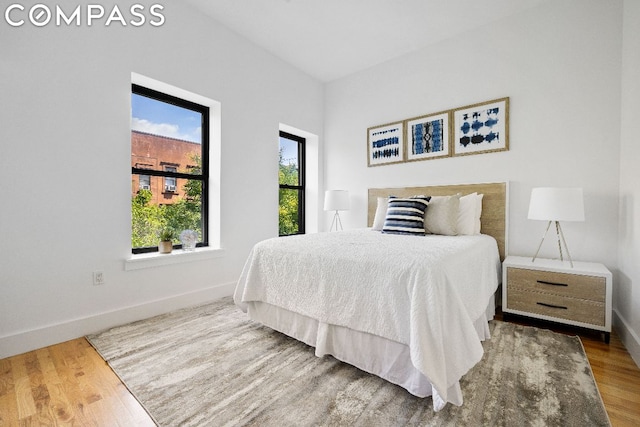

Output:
xmin=131 ymin=153 xmax=204 ymax=249
xmin=131 ymin=189 xmax=165 ymax=247
xmin=279 ymin=149 xmax=300 ymax=235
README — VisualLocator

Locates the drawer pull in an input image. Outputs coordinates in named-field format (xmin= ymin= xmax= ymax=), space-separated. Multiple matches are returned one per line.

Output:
xmin=536 ymin=280 xmax=568 ymax=287
xmin=537 ymin=302 xmax=568 ymax=310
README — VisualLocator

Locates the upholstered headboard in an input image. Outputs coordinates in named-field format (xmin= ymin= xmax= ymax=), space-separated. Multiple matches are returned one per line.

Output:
xmin=368 ymin=182 xmax=508 ymax=260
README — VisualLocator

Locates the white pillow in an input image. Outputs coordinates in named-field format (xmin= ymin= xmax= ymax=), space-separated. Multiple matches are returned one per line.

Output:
xmin=375 ymin=192 xmax=483 ymax=234
xmin=457 ymin=193 xmax=477 ymax=235
xmin=424 ymin=194 xmax=460 ymax=236
xmin=457 ymin=193 xmax=483 ymax=235
xmin=474 ymin=193 xmax=484 ymax=234
xmin=372 ymin=197 xmax=388 ymax=230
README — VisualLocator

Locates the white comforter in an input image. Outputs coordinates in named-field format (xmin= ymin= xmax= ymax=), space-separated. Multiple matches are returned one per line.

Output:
xmin=234 ymin=229 xmax=500 ymax=409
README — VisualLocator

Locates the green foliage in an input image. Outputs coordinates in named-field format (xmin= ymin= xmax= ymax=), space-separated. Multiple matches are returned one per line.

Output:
xmin=132 ymin=190 xmax=203 ymax=248
xmin=159 ymin=228 xmax=176 ymax=242
xmin=132 ymin=152 xmax=204 ymax=249
xmin=183 ymin=153 xmax=202 ymax=200
xmin=164 ymin=198 xmax=202 ymax=240
xmin=168 ymin=154 xmax=204 ymax=241
xmin=279 ymin=148 xmax=301 ymax=236
xmin=132 ymin=189 xmax=165 ymax=248
xmin=279 ymin=164 xmax=298 ymax=186
xmin=279 ymin=189 xmax=299 ymax=235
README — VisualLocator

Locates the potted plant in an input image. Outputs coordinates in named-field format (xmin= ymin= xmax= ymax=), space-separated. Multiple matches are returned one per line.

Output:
xmin=158 ymin=228 xmax=176 ymax=254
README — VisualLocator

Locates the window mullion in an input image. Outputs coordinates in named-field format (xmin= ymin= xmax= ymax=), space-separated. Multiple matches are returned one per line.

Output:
xmin=279 ymin=184 xmax=303 ymax=190
xmin=132 ymin=168 xmax=203 ymax=180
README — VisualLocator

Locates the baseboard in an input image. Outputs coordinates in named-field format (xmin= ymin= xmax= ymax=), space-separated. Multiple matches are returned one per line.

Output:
xmin=613 ymin=309 xmax=640 ymax=368
xmin=0 ymin=281 xmax=236 ymax=359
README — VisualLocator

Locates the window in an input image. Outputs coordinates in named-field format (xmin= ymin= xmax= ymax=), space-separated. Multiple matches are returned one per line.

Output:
xmin=139 ymin=175 xmax=150 ymax=190
xmin=131 ymin=84 xmax=209 ymax=253
xmin=279 ymin=131 xmax=305 ymax=236
xmin=163 ymin=165 xmax=177 ymax=192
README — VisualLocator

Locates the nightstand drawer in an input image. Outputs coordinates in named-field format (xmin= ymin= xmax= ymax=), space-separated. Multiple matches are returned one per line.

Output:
xmin=507 ymin=288 xmax=605 ymax=327
xmin=507 ymin=267 xmax=606 ymax=302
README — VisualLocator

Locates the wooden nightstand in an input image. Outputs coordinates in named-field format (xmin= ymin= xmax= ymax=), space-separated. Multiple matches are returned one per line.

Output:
xmin=502 ymin=256 xmax=612 ymax=343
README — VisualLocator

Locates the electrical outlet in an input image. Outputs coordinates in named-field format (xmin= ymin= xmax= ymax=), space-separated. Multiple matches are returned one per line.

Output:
xmin=93 ymin=271 xmax=105 ymax=286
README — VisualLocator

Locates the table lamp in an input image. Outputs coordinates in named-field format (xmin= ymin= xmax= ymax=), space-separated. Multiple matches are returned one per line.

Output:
xmin=324 ymin=190 xmax=349 ymax=231
xmin=528 ymin=187 xmax=585 ymax=267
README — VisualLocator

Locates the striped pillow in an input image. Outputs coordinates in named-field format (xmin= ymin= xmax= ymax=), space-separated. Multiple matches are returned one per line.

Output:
xmin=382 ymin=197 xmax=431 ymax=235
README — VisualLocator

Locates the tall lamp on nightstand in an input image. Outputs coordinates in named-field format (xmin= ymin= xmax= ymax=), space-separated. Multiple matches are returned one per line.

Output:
xmin=528 ymin=187 xmax=585 ymax=267
xmin=324 ymin=190 xmax=349 ymax=231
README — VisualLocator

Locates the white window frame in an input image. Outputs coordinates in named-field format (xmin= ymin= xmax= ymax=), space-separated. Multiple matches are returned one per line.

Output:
xmin=126 ymin=72 xmax=223 ymax=270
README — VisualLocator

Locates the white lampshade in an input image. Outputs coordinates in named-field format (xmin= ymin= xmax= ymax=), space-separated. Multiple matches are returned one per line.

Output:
xmin=528 ymin=187 xmax=585 ymax=222
xmin=324 ymin=190 xmax=350 ymax=211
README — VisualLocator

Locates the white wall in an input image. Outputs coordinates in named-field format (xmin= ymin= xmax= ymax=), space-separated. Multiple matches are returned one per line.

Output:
xmin=324 ymin=0 xmax=638 ymax=354
xmin=0 ymin=1 xmax=323 ymax=357
xmin=617 ymin=0 xmax=640 ymax=366
xmin=324 ymin=0 xmax=621 ymax=264
xmin=2 ymin=0 xmax=638 ymax=366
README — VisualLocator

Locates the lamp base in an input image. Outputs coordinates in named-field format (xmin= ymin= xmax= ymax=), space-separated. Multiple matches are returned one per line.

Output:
xmin=329 ymin=211 xmax=343 ymax=232
xmin=531 ymin=220 xmax=575 ymax=267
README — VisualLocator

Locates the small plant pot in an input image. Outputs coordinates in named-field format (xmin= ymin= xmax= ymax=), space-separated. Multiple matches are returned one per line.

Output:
xmin=158 ymin=241 xmax=173 ymax=254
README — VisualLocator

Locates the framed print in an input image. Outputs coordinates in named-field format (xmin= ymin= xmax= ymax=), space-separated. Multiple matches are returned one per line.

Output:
xmin=405 ymin=111 xmax=451 ymax=161
xmin=367 ymin=121 xmax=404 ymax=167
xmin=453 ymin=97 xmax=509 ymax=156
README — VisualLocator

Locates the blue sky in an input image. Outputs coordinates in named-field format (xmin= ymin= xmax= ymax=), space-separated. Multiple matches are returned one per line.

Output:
xmin=279 ymin=136 xmax=299 ymax=166
xmin=131 ymin=94 xmax=202 ymax=143
xmin=133 ymin=93 xmax=299 ymax=163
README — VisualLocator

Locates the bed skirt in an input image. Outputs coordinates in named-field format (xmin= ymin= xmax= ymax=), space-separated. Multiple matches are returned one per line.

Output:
xmin=245 ymin=295 xmax=495 ymax=411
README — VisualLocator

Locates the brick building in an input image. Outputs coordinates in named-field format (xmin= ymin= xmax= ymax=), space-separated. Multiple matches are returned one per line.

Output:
xmin=131 ymin=130 xmax=201 ymax=205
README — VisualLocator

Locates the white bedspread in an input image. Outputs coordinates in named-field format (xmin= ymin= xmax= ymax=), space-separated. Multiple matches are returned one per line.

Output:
xmin=234 ymin=229 xmax=500 ymax=409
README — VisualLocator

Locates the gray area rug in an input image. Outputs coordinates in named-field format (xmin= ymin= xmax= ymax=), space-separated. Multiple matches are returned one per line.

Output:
xmin=87 ymin=297 xmax=610 ymax=426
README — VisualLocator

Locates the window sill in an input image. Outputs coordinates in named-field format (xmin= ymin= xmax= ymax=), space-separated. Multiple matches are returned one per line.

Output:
xmin=124 ymin=247 xmax=225 ymax=271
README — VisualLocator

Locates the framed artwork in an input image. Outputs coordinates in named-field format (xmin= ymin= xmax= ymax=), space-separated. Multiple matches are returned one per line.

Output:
xmin=367 ymin=121 xmax=404 ymax=167
xmin=405 ymin=111 xmax=451 ymax=161
xmin=453 ymin=97 xmax=509 ymax=156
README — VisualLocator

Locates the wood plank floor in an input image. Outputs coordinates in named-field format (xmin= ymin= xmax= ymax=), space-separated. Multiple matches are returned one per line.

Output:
xmin=0 ymin=338 xmax=155 ymax=426
xmin=1 ymin=316 xmax=639 ymax=426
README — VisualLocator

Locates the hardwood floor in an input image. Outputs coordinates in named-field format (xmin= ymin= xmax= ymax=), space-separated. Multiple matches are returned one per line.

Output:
xmin=0 ymin=338 xmax=155 ymax=426
xmin=1 ymin=317 xmax=639 ymax=426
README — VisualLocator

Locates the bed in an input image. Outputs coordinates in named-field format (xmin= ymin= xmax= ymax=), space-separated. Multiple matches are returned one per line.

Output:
xmin=234 ymin=182 xmax=507 ymax=411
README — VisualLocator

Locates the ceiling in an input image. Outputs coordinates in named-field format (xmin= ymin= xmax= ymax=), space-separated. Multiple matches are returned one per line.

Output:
xmin=183 ymin=0 xmax=548 ymax=82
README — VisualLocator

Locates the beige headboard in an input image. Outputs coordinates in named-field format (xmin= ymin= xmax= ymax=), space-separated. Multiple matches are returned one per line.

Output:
xmin=368 ymin=182 xmax=507 ymax=260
